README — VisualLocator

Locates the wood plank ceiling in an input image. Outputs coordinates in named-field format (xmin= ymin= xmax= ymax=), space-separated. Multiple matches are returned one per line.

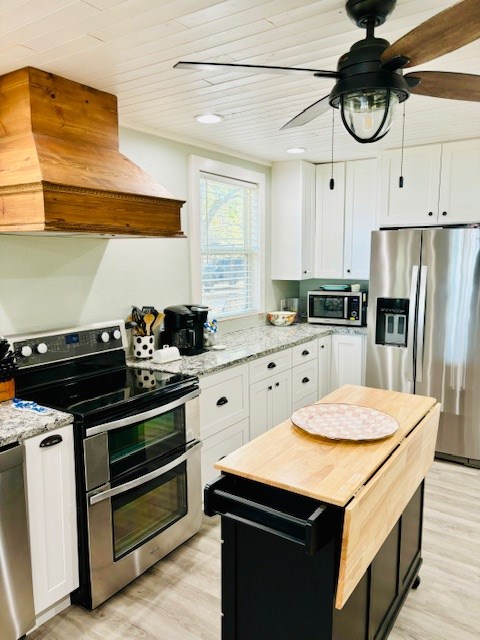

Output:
xmin=1 ymin=0 xmax=479 ymax=164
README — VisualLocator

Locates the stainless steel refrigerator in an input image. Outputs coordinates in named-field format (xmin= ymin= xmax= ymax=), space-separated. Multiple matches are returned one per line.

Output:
xmin=366 ymin=227 xmax=480 ymax=468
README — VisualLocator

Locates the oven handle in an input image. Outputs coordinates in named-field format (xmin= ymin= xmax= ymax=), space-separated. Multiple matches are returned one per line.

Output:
xmin=86 ymin=389 xmax=200 ymax=436
xmin=88 ymin=440 xmax=202 ymax=506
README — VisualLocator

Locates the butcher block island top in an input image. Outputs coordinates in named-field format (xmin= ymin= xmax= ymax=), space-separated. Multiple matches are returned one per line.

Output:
xmin=215 ymin=384 xmax=438 ymax=507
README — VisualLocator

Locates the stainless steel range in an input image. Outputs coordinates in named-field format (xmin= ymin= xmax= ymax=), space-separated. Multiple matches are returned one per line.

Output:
xmin=11 ymin=320 xmax=202 ymax=609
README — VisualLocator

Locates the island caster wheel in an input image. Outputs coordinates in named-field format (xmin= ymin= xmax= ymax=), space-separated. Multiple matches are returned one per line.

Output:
xmin=412 ymin=575 xmax=421 ymax=590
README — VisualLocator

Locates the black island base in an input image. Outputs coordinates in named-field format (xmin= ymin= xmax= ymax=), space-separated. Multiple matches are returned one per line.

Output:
xmin=205 ymin=474 xmax=424 ymax=640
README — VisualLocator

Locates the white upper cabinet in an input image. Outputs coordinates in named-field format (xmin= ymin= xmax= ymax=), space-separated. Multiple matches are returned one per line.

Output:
xmin=438 ymin=140 xmax=480 ymax=224
xmin=315 ymin=161 xmax=377 ymax=279
xmin=379 ymin=144 xmax=441 ymax=227
xmin=379 ymin=139 xmax=480 ymax=227
xmin=314 ymin=163 xmax=345 ymax=279
xmin=343 ymin=159 xmax=378 ymax=279
xmin=271 ymin=160 xmax=316 ymax=280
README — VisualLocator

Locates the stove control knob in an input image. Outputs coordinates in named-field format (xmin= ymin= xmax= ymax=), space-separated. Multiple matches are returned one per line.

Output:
xmin=36 ymin=342 xmax=48 ymax=354
xmin=100 ymin=331 xmax=110 ymax=343
xmin=21 ymin=345 xmax=33 ymax=357
xmin=112 ymin=329 xmax=122 ymax=340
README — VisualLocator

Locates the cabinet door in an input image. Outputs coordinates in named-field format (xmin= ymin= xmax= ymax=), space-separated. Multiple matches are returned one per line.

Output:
xmin=201 ymin=419 xmax=249 ymax=488
xmin=250 ymin=371 xmax=292 ymax=439
xmin=314 ymin=163 xmax=345 ymax=278
xmin=250 ymin=378 xmax=273 ymax=440
xmin=318 ymin=335 xmax=332 ymax=399
xmin=331 ymin=334 xmax=365 ymax=390
xmin=271 ymin=370 xmax=293 ymax=427
xmin=24 ymin=425 xmax=79 ymax=615
xmin=379 ymin=145 xmax=441 ymax=227
xmin=271 ymin=160 xmax=315 ymax=280
xmin=439 ymin=139 xmax=480 ymax=224
xmin=344 ymin=159 xmax=378 ymax=279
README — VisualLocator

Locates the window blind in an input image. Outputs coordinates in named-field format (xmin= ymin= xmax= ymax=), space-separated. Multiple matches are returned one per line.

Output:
xmin=199 ymin=171 xmax=260 ymax=318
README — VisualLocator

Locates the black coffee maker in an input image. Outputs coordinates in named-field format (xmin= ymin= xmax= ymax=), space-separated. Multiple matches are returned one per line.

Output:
xmin=161 ymin=305 xmax=209 ymax=355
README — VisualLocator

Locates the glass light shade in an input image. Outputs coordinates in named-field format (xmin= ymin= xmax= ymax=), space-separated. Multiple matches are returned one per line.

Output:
xmin=341 ymin=89 xmax=399 ymax=142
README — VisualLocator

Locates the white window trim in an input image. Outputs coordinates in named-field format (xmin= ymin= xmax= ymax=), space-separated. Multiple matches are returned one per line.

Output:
xmin=189 ymin=155 xmax=266 ymax=319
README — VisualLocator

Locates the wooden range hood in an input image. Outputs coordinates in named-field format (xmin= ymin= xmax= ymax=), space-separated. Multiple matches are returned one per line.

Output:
xmin=0 ymin=67 xmax=185 ymax=236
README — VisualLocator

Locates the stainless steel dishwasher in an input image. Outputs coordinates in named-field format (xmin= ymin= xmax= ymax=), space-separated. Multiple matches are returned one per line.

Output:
xmin=0 ymin=442 xmax=35 ymax=639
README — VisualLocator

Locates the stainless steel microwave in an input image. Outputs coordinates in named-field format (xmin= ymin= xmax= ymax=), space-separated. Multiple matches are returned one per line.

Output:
xmin=307 ymin=290 xmax=367 ymax=326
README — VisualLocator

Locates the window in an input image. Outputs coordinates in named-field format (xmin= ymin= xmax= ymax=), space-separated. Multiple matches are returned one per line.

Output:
xmin=189 ymin=157 xmax=265 ymax=319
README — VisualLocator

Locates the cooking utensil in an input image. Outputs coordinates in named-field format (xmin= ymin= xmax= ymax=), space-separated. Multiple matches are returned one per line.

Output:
xmin=143 ymin=313 xmax=155 ymax=336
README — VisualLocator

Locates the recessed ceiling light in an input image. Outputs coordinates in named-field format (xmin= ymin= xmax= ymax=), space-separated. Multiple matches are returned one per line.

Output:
xmin=195 ymin=114 xmax=224 ymax=124
xmin=286 ymin=147 xmax=306 ymax=154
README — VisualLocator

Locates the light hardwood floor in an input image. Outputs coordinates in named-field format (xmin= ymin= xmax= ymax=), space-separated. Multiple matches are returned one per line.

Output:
xmin=28 ymin=460 xmax=479 ymax=640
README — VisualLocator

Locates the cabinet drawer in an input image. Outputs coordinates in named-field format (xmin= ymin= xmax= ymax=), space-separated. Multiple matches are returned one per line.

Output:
xmin=291 ymin=339 xmax=318 ymax=366
xmin=292 ymin=361 xmax=318 ymax=404
xmin=249 ymin=348 xmax=292 ymax=384
xmin=202 ymin=419 xmax=249 ymax=488
xmin=199 ymin=364 xmax=249 ymax=439
xmin=292 ymin=392 xmax=318 ymax=413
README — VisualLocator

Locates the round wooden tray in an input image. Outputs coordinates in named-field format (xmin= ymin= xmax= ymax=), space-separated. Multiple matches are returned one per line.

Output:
xmin=291 ymin=402 xmax=399 ymax=441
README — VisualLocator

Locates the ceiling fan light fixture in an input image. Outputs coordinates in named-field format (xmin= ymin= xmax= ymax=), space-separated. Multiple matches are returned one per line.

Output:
xmin=340 ymin=88 xmax=399 ymax=143
xmin=195 ymin=113 xmax=224 ymax=124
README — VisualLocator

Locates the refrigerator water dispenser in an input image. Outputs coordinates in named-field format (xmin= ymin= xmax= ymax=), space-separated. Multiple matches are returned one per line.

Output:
xmin=375 ymin=298 xmax=409 ymax=347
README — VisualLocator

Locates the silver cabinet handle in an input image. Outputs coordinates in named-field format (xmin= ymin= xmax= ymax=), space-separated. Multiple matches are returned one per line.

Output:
xmin=86 ymin=389 xmax=200 ymax=436
xmin=89 ymin=440 xmax=202 ymax=505
xmin=406 ymin=266 xmax=419 ymax=383
xmin=416 ymin=266 xmax=428 ymax=383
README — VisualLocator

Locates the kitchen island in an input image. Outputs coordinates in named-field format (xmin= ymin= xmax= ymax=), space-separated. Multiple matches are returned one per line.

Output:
xmin=205 ymin=385 xmax=440 ymax=640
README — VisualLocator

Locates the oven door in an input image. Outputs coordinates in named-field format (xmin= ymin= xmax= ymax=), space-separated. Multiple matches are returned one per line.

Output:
xmin=85 ymin=440 xmax=202 ymax=609
xmin=84 ymin=391 xmax=200 ymax=489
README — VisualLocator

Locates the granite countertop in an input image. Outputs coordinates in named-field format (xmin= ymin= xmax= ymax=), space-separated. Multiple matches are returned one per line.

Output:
xmin=0 ymin=402 xmax=74 ymax=447
xmin=127 ymin=323 xmax=367 ymax=377
xmin=0 ymin=324 xmax=366 ymax=445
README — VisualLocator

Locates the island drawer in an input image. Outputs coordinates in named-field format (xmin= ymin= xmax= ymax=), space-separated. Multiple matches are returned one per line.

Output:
xmin=204 ymin=474 xmax=338 ymax=555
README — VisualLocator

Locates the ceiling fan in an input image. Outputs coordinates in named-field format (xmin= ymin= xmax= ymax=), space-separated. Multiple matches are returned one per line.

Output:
xmin=174 ymin=0 xmax=480 ymax=143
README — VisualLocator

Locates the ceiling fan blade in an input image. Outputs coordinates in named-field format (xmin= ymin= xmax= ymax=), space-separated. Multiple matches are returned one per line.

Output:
xmin=405 ymin=71 xmax=480 ymax=102
xmin=381 ymin=0 xmax=480 ymax=69
xmin=174 ymin=61 xmax=339 ymax=79
xmin=280 ymin=94 xmax=332 ymax=130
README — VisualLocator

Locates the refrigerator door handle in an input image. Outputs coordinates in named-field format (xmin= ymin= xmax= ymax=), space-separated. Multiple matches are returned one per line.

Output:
xmin=416 ymin=266 xmax=428 ymax=383
xmin=406 ymin=266 xmax=419 ymax=382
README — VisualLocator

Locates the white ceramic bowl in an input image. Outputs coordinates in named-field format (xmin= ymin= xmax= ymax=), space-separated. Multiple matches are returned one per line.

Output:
xmin=267 ymin=311 xmax=296 ymax=326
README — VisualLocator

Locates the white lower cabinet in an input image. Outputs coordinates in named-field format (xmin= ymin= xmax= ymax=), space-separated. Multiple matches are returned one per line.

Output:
xmin=292 ymin=359 xmax=318 ymax=408
xmin=330 ymin=333 xmax=365 ymax=389
xmin=250 ymin=369 xmax=292 ymax=440
xmin=198 ymin=332 xmax=365 ymax=477
xmin=199 ymin=364 xmax=249 ymax=440
xmin=201 ymin=418 xmax=249 ymax=487
xmin=199 ymin=364 xmax=250 ymax=486
xmin=24 ymin=424 xmax=78 ymax=620
xmin=318 ymin=334 xmax=332 ymax=399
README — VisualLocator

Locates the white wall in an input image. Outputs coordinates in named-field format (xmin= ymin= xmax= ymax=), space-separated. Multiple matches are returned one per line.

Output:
xmin=0 ymin=128 xmax=290 ymax=337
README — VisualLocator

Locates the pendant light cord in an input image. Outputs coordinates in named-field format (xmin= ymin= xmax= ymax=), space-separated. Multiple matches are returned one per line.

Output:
xmin=330 ymin=109 xmax=335 ymax=190
xmin=399 ymin=101 xmax=406 ymax=188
